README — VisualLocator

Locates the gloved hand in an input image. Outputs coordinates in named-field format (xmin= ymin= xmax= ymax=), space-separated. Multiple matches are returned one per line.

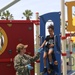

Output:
xmin=37 ymin=48 xmax=43 ymax=53
xmin=27 ymin=64 xmax=33 ymax=70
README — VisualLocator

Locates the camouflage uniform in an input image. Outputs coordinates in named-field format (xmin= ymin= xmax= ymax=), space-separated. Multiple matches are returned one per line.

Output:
xmin=14 ymin=53 xmax=40 ymax=75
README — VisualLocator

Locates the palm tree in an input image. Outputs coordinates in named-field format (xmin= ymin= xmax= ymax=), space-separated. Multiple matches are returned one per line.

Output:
xmin=23 ymin=10 xmax=33 ymax=20
xmin=0 ymin=10 xmax=14 ymax=20
xmin=0 ymin=13 xmax=1 ymax=17
xmin=9 ymin=14 xmax=14 ymax=20
xmin=2 ymin=10 xmax=10 ymax=20
xmin=0 ymin=13 xmax=3 ymax=19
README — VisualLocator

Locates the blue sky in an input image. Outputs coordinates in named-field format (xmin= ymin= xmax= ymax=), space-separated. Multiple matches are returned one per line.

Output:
xmin=0 ymin=0 xmax=74 ymax=20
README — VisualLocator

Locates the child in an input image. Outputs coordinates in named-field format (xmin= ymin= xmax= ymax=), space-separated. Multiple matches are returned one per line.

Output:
xmin=40 ymin=25 xmax=57 ymax=74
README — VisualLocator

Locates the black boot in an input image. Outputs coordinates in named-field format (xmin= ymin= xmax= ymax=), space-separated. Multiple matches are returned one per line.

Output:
xmin=42 ymin=68 xmax=47 ymax=74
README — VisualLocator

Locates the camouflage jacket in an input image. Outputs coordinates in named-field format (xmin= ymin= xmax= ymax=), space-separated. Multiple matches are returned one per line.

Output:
xmin=14 ymin=52 xmax=40 ymax=75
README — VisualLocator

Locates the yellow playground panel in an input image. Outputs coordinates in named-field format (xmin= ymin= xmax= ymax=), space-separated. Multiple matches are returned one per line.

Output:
xmin=72 ymin=17 xmax=75 ymax=43
xmin=66 ymin=1 xmax=75 ymax=31
xmin=73 ymin=16 xmax=75 ymax=26
xmin=65 ymin=1 xmax=75 ymax=43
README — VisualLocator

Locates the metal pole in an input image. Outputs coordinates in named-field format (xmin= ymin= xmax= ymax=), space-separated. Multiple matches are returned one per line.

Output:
xmin=67 ymin=37 xmax=72 ymax=71
xmin=0 ymin=0 xmax=20 ymax=13
xmin=61 ymin=0 xmax=67 ymax=75
xmin=35 ymin=12 xmax=40 ymax=75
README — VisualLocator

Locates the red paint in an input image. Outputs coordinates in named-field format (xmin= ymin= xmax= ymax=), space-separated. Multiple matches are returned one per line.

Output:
xmin=36 ymin=60 xmax=40 ymax=63
xmin=61 ymin=36 xmax=66 ymax=40
xmin=70 ymin=52 xmax=72 ymax=54
xmin=62 ymin=53 xmax=67 ymax=56
xmin=0 ymin=20 xmax=34 ymax=75
xmin=66 ymin=33 xmax=70 ymax=37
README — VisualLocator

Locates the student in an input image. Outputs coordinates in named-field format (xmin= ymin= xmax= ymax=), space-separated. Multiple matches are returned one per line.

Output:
xmin=14 ymin=43 xmax=43 ymax=75
xmin=40 ymin=25 xmax=57 ymax=74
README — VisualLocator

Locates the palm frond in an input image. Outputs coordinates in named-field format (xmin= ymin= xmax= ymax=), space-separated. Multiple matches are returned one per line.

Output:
xmin=23 ymin=9 xmax=33 ymax=20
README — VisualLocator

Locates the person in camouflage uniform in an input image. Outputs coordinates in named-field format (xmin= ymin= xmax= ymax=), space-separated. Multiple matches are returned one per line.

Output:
xmin=14 ymin=43 xmax=42 ymax=75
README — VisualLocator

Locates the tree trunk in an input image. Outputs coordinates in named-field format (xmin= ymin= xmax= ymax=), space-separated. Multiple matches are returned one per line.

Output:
xmin=26 ymin=17 xmax=30 ymax=20
xmin=6 ymin=17 xmax=8 ymax=20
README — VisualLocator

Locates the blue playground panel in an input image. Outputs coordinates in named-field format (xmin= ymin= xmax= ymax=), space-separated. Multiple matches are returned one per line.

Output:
xmin=40 ymin=12 xmax=61 ymax=75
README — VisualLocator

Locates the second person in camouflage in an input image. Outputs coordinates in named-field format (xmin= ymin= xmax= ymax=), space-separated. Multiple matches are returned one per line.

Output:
xmin=14 ymin=43 xmax=43 ymax=75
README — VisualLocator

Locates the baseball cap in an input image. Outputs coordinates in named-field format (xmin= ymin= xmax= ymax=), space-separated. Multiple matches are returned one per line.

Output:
xmin=16 ymin=43 xmax=28 ymax=52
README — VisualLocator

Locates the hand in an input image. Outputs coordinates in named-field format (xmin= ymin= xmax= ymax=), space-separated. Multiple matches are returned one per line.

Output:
xmin=37 ymin=48 xmax=43 ymax=53
xmin=27 ymin=64 xmax=33 ymax=70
